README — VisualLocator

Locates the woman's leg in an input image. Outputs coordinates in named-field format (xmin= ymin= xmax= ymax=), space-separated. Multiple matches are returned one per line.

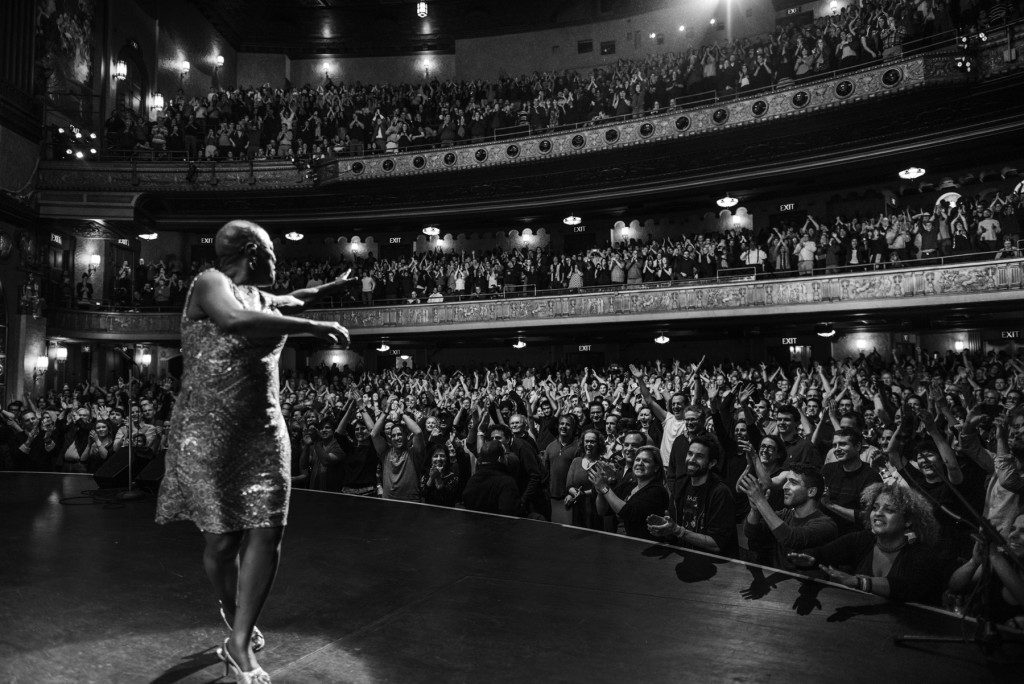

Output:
xmin=203 ymin=530 xmax=244 ymax=617
xmin=227 ymin=526 xmax=286 ymax=671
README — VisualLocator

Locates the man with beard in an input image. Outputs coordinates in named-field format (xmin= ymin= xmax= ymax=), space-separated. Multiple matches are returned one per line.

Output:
xmin=739 ymin=464 xmax=838 ymax=571
xmin=543 ymin=414 xmax=579 ymax=524
xmin=370 ymin=409 xmax=426 ymax=501
xmin=646 ymin=435 xmax=737 ymax=556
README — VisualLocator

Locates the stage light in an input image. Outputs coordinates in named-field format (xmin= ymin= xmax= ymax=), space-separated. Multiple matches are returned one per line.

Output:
xmin=89 ymin=132 xmax=96 ymax=139
xmin=75 ymin=151 xmax=84 ymax=159
xmin=815 ymin=323 xmax=836 ymax=338
xmin=710 ymin=18 xmax=716 ymax=25
xmin=654 ymin=334 xmax=669 ymax=344
xmin=89 ymin=148 xmax=97 ymax=154
xmin=285 ymin=231 xmax=304 ymax=241
xmin=563 ymin=213 xmax=582 ymax=226
xmin=649 ymin=32 xmax=656 ymax=39
xmin=678 ymin=25 xmax=685 ymax=32
xmin=717 ymin=194 xmax=738 ymax=208
xmin=899 ymin=167 xmax=925 ymax=179
xmin=65 ymin=148 xmax=73 ymax=155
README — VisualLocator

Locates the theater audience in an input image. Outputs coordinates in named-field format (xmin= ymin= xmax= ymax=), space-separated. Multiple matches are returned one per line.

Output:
xmin=10 ymin=339 xmax=1024 ymax=610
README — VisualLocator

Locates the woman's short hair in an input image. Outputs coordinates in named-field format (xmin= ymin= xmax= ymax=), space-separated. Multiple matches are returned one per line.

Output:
xmin=634 ymin=445 xmax=665 ymax=481
xmin=580 ymin=428 xmax=605 ymax=452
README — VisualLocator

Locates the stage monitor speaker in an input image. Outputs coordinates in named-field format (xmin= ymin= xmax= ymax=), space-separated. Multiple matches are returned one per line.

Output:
xmin=135 ymin=453 xmax=165 ymax=490
xmin=93 ymin=452 xmax=137 ymax=489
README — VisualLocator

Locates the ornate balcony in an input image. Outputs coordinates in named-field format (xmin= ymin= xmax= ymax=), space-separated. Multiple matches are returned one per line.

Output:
xmin=45 ymin=259 xmax=1024 ymax=342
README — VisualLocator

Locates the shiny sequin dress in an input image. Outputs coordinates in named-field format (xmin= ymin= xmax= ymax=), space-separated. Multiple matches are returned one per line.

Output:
xmin=155 ymin=271 xmax=290 ymax=533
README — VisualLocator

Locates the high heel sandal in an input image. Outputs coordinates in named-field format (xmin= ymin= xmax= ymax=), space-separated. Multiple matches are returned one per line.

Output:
xmin=217 ymin=638 xmax=271 ymax=684
xmin=219 ymin=601 xmax=266 ymax=652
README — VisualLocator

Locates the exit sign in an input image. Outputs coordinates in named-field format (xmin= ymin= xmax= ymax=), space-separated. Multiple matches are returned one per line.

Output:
xmin=782 ymin=337 xmax=797 ymax=344
xmin=200 ymin=237 xmax=214 ymax=244
xmin=579 ymin=345 xmax=591 ymax=352
xmin=1002 ymin=331 xmax=1021 ymax=339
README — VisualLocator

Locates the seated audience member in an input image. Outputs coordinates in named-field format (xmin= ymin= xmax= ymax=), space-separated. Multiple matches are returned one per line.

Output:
xmin=590 ymin=445 xmax=670 ymax=540
xmin=647 ymin=435 xmax=737 ymax=556
xmin=948 ymin=512 xmax=1024 ymax=630
xmin=791 ymin=482 xmax=945 ymax=604
xmin=462 ymin=440 xmax=521 ymax=516
xmin=739 ymin=465 xmax=839 ymax=570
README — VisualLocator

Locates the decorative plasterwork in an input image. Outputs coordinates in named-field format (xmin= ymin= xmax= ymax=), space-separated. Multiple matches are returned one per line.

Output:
xmin=46 ymin=259 xmax=1024 ymax=340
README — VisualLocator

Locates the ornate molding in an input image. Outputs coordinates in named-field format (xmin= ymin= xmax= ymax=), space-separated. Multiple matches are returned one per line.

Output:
xmin=37 ymin=49 xmax=999 ymax=195
xmin=48 ymin=260 xmax=1024 ymax=340
xmin=319 ymin=56 xmax=952 ymax=185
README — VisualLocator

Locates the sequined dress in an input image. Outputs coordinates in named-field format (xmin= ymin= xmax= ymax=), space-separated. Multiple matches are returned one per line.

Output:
xmin=155 ymin=271 xmax=290 ymax=533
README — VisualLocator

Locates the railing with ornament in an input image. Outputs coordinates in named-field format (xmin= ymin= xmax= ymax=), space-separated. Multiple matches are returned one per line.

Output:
xmin=44 ymin=259 xmax=1024 ymax=341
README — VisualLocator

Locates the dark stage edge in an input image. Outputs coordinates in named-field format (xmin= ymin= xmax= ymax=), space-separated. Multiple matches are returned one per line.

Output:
xmin=1 ymin=473 xmax=1020 ymax=684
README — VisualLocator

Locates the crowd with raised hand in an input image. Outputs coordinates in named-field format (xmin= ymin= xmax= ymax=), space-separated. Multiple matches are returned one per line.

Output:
xmin=5 ymin=340 xmax=1023 ymax=619
xmin=103 ymin=0 xmax=963 ymax=161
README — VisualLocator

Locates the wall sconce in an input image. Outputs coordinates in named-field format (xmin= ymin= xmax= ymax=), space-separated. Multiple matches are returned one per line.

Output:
xmin=87 ymin=253 xmax=101 ymax=276
xmin=134 ymin=347 xmax=152 ymax=368
xmin=114 ymin=60 xmax=128 ymax=81
xmin=855 ymin=338 xmax=867 ymax=351
xmin=322 ymin=62 xmax=331 ymax=79
xmin=180 ymin=60 xmax=190 ymax=83
xmin=954 ymin=340 xmax=965 ymax=352
xmin=54 ymin=347 xmax=68 ymax=363
xmin=33 ymin=355 xmax=49 ymax=381
xmin=215 ymin=55 xmax=224 ymax=70
xmin=152 ymin=92 xmax=165 ymax=110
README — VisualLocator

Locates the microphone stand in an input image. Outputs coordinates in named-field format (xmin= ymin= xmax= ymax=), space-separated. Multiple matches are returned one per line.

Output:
xmin=893 ymin=456 xmax=1024 ymax=652
xmin=115 ymin=348 xmax=145 ymax=501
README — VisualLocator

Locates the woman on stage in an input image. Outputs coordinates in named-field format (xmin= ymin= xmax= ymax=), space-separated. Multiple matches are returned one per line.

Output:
xmin=155 ymin=220 xmax=350 ymax=684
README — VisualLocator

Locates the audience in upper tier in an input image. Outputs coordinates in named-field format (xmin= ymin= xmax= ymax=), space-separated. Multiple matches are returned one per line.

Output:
xmin=3 ymin=343 xmax=1024 ymax=623
xmin=76 ymin=188 xmax=1021 ymax=310
xmin=101 ymin=0 xmax=989 ymax=160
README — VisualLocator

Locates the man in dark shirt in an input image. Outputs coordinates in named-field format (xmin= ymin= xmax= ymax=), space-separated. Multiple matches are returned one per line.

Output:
xmin=542 ymin=414 xmax=579 ymax=525
xmin=648 ymin=435 xmax=737 ymax=557
xmin=462 ymin=440 xmax=520 ymax=516
xmin=740 ymin=464 xmax=839 ymax=571
xmin=777 ymin=404 xmax=822 ymax=469
xmin=820 ymin=428 xmax=881 ymax=535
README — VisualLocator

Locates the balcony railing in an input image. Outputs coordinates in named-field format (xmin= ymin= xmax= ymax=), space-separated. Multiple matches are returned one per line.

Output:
xmin=44 ymin=257 xmax=1024 ymax=341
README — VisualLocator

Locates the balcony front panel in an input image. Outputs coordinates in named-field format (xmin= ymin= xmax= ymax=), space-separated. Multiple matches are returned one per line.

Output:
xmin=46 ymin=260 xmax=1024 ymax=341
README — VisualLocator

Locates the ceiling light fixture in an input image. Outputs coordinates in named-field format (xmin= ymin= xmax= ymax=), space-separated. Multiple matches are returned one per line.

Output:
xmin=376 ymin=342 xmax=390 ymax=352
xmin=285 ymin=231 xmax=304 ymax=241
xmin=416 ymin=2 xmax=428 ymax=18
xmin=513 ymin=338 xmax=526 ymax=349
xmin=563 ymin=213 xmax=582 ymax=226
xmin=899 ymin=167 xmax=926 ymax=179
xmin=717 ymin=194 xmax=738 ymax=208
xmin=815 ymin=323 xmax=836 ymax=338
xmin=114 ymin=60 xmax=127 ymax=81
xmin=422 ymin=225 xmax=440 ymax=236
xmin=654 ymin=334 xmax=670 ymax=345
xmin=138 ymin=232 xmax=158 ymax=240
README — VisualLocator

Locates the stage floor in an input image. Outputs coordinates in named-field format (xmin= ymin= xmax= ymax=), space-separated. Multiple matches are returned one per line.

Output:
xmin=0 ymin=473 xmax=1020 ymax=683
